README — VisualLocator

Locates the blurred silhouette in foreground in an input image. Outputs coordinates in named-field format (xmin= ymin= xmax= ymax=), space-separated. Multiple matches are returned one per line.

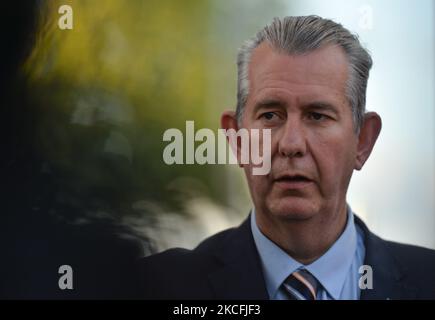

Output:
xmin=0 ymin=2 xmax=149 ymax=299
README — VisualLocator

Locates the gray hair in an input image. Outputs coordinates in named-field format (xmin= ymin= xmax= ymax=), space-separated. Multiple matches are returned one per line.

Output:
xmin=236 ymin=16 xmax=372 ymax=132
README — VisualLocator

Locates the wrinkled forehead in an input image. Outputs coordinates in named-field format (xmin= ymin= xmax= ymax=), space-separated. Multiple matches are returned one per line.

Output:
xmin=248 ymin=42 xmax=350 ymax=97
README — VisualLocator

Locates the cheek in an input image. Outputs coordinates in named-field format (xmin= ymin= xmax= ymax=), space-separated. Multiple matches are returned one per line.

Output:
xmin=244 ymin=167 xmax=267 ymax=191
xmin=312 ymin=134 xmax=358 ymax=188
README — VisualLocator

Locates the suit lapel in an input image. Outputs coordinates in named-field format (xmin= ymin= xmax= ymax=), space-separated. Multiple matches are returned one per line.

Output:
xmin=355 ymin=216 xmax=417 ymax=300
xmin=207 ymin=216 xmax=269 ymax=299
xmin=206 ymin=214 xmax=417 ymax=300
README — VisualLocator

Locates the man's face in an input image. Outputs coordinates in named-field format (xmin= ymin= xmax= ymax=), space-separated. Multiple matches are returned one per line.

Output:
xmin=241 ymin=43 xmax=358 ymax=222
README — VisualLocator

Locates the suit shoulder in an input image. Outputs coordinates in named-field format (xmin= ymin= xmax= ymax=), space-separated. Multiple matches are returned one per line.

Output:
xmin=137 ymin=227 xmax=238 ymax=299
xmin=141 ymin=247 xmax=192 ymax=269
xmin=137 ymin=247 xmax=214 ymax=298
xmin=140 ymin=226 xmax=237 ymax=269
xmin=383 ymin=239 xmax=435 ymax=281
xmin=358 ymin=216 xmax=435 ymax=278
xmin=385 ymin=240 xmax=435 ymax=264
xmin=194 ymin=226 xmax=237 ymax=253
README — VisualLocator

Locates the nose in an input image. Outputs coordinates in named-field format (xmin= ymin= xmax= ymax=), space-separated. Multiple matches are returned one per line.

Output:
xmin=278 ymin=117 xmax=307 ymax=158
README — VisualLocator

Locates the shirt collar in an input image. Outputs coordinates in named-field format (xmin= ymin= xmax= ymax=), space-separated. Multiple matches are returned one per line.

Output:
xmin=251 ymin=206 xmax=357 ymax=300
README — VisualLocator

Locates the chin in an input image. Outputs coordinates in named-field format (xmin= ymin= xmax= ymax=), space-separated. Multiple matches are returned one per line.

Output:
xmin=267 ymin=197 xmax=319 ymax=221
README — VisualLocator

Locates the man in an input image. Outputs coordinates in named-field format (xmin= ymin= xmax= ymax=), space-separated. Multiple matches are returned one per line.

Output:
xmin=139 ymin=16 xmax=435 ymax=299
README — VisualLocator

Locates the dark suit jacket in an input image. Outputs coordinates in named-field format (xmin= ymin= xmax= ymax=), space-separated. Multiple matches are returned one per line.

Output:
xmin=138 ymin=214 xmax=435 ymax=299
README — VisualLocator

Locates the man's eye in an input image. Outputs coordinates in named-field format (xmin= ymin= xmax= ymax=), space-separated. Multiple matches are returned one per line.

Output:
xmin=309 ymin=112 xmax=326 ymax=121
xmin=261 ymin=112 xmax=276 ymax=120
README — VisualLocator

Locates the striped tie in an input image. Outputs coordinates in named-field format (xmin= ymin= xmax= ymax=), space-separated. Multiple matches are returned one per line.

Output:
xmin=282 ymin=269 xmax=318 ymax=300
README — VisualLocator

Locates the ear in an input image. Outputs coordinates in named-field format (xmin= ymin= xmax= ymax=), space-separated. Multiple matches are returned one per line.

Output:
xmin=355 ymin=112 xmax=382 ymax=170
xmin=221 ymin=110 xmax=243 ymax=167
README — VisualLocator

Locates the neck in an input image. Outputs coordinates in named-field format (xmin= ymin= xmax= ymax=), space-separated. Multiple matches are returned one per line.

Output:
xmin=256 ymin=203 xmax=348 ymax=265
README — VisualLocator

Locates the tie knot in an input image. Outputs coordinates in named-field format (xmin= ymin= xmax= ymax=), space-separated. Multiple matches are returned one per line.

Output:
xmin=283 ymin=269 xmax=318 ymax=300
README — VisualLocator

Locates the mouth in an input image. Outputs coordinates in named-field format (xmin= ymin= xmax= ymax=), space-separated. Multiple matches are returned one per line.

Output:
xmin=274 ymin=174 xmax=314 ymax=190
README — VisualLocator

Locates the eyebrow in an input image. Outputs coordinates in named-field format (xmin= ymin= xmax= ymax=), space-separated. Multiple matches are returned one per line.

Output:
xmin=253 ymin=99 xmax=340 ymax=115
xmin=253 ymin=99 xmax=286 ymax=113
xmin=303 ymin=101 xmax=339 ymax=115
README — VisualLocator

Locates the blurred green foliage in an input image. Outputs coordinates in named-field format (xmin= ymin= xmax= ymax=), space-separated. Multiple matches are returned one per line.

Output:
xmin=22 ymin=0 xmax=287 ymax=223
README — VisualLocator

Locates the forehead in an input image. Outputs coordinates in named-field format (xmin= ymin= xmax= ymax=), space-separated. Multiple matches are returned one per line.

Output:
xmin=247 ymin=42 xmax=349 ymax=105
